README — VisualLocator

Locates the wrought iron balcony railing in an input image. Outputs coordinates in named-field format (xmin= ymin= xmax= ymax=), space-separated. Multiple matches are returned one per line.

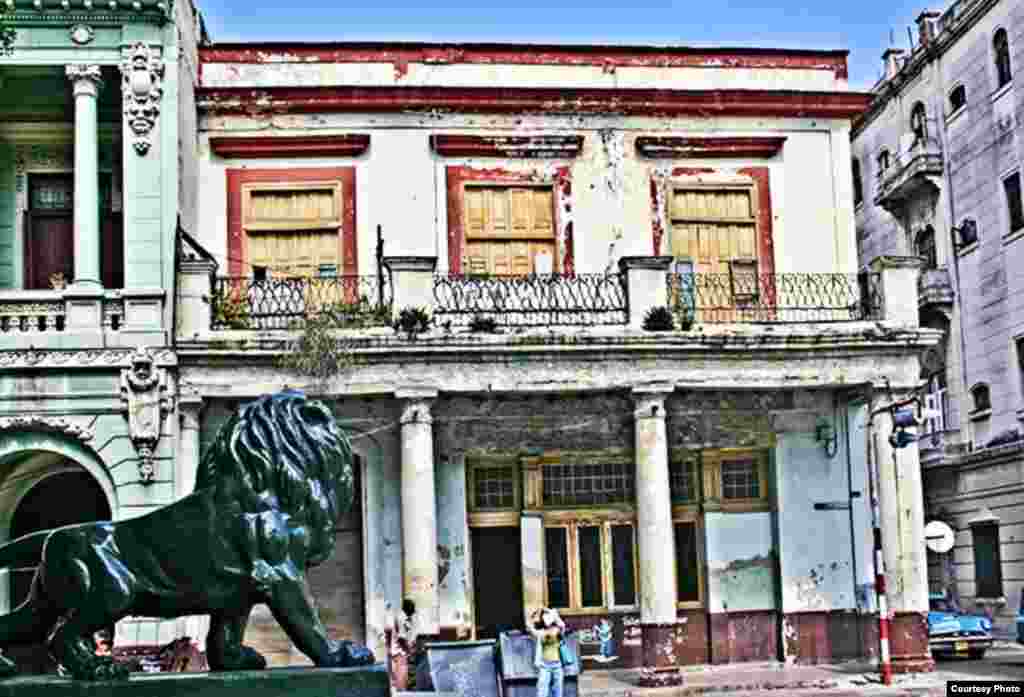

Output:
xmin=211 ymin=274 xmax=393 ymax=331
xmin=433 ymin=273 xmax=628 ymax=327
xmin=667 ymin=272 xmax=882 ymax=323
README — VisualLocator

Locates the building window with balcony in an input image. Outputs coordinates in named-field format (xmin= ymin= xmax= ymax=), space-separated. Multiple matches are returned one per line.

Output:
xmin=876 ymin=149 xmax=891 ymax=179
xmin=971 ymin=383 xmax=992 ymax=414
xmin=852 ymin=158 xmax=864 ymax=206
xmin=910 ymin=102 xmax=928 ymax=143
xmin=971 ymin=520 xmax=1003 ymax=599
xmin=994 ymin=28 xmax=1012 ymax=90
xmin=949 ymin=85 xmax=967 ymax=114
xmin=462 ymin=185 xmax=556 ymax=275
xmin=1003 ymin=172 xmax=1024 ymax=234
xmin=915 ymin=226 xmax=937 ymax=268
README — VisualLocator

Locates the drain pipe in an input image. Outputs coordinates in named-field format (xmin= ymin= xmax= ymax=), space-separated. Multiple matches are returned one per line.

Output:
xmin=864 ymin=389 xmax=892 ymax=686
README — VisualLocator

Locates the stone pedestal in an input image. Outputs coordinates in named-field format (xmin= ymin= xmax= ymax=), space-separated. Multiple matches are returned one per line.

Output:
xmin=619 ymin=256 xmax=672 ymax=330
xmin=384 ymin=257 xmax=437 ymax=321
xmin=398 ymin=390 xmax=440 ymax=634
xmin=869 ymin=256 xmax=923 ymax=327
xmin=632 ymin=385 xmax=682 ymax=686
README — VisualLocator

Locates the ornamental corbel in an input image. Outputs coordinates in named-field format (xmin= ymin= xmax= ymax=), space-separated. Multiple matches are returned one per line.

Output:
xmin=120 ymin=42 xmax=164 ymax=156
xmin=120 ymin=346 xmax=174 ymax=484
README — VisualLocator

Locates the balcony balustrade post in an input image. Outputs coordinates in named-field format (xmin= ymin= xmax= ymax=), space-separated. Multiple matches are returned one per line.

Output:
xmin=869 ymin=256 xmax=923 ymax=327
xmin=178 ymin=258 xmax=216 ymax=337
xmin=619 ymin=256 xmax=673 ymax=330
xmin=383 ymin=256 xmax=438 ymax=321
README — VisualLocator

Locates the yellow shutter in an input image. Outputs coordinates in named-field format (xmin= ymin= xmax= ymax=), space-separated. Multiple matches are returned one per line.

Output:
xmin=461 ymin=185 xmax=556 ymax=275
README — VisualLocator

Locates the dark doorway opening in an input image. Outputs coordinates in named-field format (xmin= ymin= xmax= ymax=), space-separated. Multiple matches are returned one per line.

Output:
xmin=10 ymin=468 xmax=111 ymax=607
xmin=471 ymin=526 xmax=523 ymax=639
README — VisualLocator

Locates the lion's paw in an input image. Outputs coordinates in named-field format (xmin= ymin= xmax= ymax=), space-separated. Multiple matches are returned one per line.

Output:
xmin=325 ymin=641 xmax=375 ymax=668
xmin=64 ymin=656 xmax=131 ymax=682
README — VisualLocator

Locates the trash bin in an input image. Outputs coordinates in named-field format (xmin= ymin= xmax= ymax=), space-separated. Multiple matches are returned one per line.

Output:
xmin=497 ymin=631 xmax=580 ymax=697
xmin=419 ymin=640 xmax=500 ymax=697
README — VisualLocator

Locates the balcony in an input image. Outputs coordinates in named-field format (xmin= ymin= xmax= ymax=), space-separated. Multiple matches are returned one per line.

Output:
xmin=0 ymin=288 xmax=163 ymax=350
xmin=874 ymin=138 xmax=944 ymax=212
xmin=210 ymin=274 xmax=393 ymax=331
xmin=918 ymin=267 xmax=954 ymax=312
xmin=666 ymin=271 xmax=882 ymax=324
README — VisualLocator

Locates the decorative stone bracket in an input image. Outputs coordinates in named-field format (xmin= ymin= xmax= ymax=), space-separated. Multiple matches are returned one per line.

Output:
xmin=120 ymin=346 xmax=173 ymax=483
xmin=120 ymin=42 xmax=164 ymax=156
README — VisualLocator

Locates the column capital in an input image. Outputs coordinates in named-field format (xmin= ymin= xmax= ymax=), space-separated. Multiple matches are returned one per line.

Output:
xmin=631 ymin=383 xmax=674 ymax=418
xmin=66 ymin=64 xmax=103 ymax=97
xmin=398 ymin=392 xmax=436 ymax=425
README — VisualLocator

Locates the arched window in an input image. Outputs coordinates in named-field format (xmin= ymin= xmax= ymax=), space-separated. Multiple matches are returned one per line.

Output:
xmin=994 ymin=28 xmax=1012 ymax=89
xmin=915 ymin=226 xmax=937 ymax=268
xmin=910 ymin=102 xmax=928 ymax=142
xmin=877 ymin=149 xmax=891 ymax=176
xmin=852 ymin=158 xmax=864 ymax=206
xmin=949 ymin=85 xmax=967 ymax=113
xmin=971 ymin=383 xmax=991 ymax=413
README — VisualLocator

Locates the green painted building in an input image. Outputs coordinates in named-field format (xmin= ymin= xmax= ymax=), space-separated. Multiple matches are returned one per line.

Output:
xmin=0 ymin=0 xmax=205 ymax=662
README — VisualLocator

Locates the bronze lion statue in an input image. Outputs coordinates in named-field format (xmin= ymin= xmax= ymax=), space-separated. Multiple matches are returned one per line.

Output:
xmin=0 ymin=390 xmax=375 ymax=680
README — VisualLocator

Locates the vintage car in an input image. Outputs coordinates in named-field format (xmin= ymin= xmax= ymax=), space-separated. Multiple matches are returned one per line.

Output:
xmin=928 ymin=593 xmax=993 ymax=659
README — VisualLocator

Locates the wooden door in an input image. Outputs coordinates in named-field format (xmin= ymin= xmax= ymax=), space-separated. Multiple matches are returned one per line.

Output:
xmin=25 ymin=212 xmax=74 ymax=290
xmin=669 ymin=187 xmax=759 ymax=322
xmin=463 ymin=186 xmax=555 ymax=276
xmin=101 ymin=211 xmax=124 ymax=290
xmin=471 ymin=526 xmax=524 ymax=639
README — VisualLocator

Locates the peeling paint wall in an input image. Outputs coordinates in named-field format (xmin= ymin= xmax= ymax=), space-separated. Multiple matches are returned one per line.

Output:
xmin=435 ymin=453 xmax=473 ymax=635
xmin=705 ymin=512 xmax=776 ymax=613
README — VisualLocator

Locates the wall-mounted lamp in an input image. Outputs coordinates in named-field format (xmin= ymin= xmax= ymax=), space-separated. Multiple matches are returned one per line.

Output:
xmin=815 ymin=418 xmax=838 ymax=459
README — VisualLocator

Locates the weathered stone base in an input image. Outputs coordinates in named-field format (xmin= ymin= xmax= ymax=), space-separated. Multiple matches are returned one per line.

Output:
xmin=889 ymin=612 xmax=934 ymax=674
xmin=639 ymin=623 xmax=684 ymax=687
xmin=782 ymin=611 xmax=878 ymax=664
xmin=709 ymin=611 xmax=778 ymax=664
xmin=0 ymin=665 xmax=390 ymax=697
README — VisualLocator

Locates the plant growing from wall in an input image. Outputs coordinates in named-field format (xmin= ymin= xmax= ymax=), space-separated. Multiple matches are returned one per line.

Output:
xmin=210 ymin=290 xmax=251 ymax=330
xmin=278 ymin=311 xmax=357 ymax=387
xmin=394 ymin=306 xmax=432 ymax=340
xmin=468 ymin=315 xmax=498 ymax=334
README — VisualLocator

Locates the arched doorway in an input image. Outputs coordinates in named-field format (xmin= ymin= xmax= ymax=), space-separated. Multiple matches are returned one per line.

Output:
xmin=9 ymin=467 xmax=111 ymax=607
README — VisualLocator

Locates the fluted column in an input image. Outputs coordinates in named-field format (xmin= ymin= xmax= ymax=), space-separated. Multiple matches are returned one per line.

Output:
xmin=66 ymin=65 xmax=103 ymax=288
xmin=633 ymin=385 xmax=682 ymax=686
xmin=399 ymin=390 xmax=439 ymax=635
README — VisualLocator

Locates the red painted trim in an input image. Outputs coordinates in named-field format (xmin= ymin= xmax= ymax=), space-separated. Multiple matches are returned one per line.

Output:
xmin=200 ymin=43 xmax=849 ymax=79
xmin=637 ymin=136 xmax=787 ymax=159
xmin=649 ymin=166 xmax=774 ymax=280
xmin=444 ymin=165 xmax=573 ymax=275
xmin=210 ymin=134 xmax=370 ymax=159
xmin=198 ymin=86 xmax=872 ymax=120
xmin=431 ymin=134 xmax=583 ymax=158
xmin=225 ymin=167 xmax=357 ymax=278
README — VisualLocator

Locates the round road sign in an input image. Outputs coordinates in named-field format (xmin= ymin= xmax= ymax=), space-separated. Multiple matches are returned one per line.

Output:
xmin=925 ymin=520 xmax=955 ymax=554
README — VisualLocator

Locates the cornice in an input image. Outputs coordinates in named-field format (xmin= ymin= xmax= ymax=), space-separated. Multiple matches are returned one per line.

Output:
xmin=431 ymin=134 xmax=583 ymax=159
xmin=198 ymin=86 xmax=873 ymax=120
xmin=636 ymin=136 xmax=787 ymax=159
xmin=3 ymin=0 xmax=169 ymax=22
xmin=209 ymin=134 xmax=371 ymax=159
xmin=0 ymin=347 xmax=177 ymax=369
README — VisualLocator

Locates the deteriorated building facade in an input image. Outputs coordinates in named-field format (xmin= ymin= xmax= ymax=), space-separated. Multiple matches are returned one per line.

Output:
xmin=851 ymin=0 xmax=1024 ymax=637
xmin=172 ymin=41 xmax=941 ymax=679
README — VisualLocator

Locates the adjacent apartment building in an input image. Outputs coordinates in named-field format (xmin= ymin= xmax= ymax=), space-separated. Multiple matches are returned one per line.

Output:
xmin=0 ymin=0 xmax=205 ymax=663
xmin=851 ymin=0 xmax=1024 ymax=637
xmin=172 ymin=40 xmax=940 ymax=679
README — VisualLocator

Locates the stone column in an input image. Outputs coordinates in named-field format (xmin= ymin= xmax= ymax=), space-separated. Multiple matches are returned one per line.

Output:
xmin=632 ymin=385 xmax=682 ymax=686
xmin=66 ymin=65 xmax=103 ymax=288
xmin=871 ymin=389 xmax=933 ymax=673
xmin=398 ymin=390 xmax=440 ymax=635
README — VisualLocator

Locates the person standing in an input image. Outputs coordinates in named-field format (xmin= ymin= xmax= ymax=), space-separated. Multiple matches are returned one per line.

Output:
xmin=390 ymin=599 xmax=418 ymax=690
xmin=528 ymin=608 xmax=566 ymax=697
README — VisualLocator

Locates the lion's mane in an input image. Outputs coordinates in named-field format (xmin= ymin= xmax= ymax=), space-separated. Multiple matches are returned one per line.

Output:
xmin=195 ymin=390 xmax=354 ymax=562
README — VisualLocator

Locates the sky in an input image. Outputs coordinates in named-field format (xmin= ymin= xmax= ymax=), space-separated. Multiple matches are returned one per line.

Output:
xmin=197 ymin=0 xmax=949 ymax=90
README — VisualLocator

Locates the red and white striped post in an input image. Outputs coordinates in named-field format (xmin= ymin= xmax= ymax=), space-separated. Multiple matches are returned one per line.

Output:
xmin=866 ymin=404 xmax=896 ymax=686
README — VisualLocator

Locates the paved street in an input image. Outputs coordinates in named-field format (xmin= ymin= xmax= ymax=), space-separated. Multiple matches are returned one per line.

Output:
xmin=578 ymin=642 xmax=1024 ymax=696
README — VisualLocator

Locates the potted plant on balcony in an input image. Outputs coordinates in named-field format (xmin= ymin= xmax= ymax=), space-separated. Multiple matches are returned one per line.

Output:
xmin=49 ymin=273 xmax=68 ymax=291
xmin=394 ymin=307 xmax=432 ymax=341
xmin=642 ymin=306 xmax=675 ymax=332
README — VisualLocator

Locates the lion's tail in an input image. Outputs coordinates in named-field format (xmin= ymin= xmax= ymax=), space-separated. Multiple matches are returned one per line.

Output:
xmin=0 ymin=529 xmax=50 ymax=570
